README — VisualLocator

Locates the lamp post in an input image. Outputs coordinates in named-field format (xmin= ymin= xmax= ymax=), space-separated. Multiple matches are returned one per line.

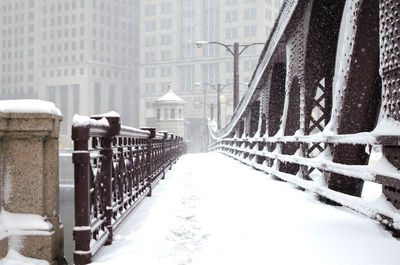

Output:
xmin=194 ymin=99 xmax=216 ymax=152
xmin=194 ymin=101 xmax=216 ymax=120
xmin=195 ymin=40 xmax=265 ymax=111
xmin=195 ymin=82 xmax=248 ymax=129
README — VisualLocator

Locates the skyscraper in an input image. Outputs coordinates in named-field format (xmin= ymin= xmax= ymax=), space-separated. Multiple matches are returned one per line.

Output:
xmin=0 ymin=0 xmax=140 ymax=145
xmin=139 ymin=0 xmax=283 ymax=151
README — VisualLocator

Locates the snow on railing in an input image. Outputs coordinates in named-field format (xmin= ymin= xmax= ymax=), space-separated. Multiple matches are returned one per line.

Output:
xmin=72 ymin=112 xmax=186 ymax=265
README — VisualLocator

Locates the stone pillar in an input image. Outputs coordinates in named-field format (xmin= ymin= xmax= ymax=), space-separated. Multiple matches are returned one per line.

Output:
xmin=0 ymin=112 xmax=64 ymax=264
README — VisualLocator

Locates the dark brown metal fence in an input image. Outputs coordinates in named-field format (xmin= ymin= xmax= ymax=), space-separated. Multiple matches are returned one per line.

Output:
xmin=72 ymin=113 xmax=185 ymax=264
xmin=209 ymin=0 xmax=400 ymax=234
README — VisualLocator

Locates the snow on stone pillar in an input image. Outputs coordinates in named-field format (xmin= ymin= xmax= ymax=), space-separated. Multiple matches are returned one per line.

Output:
xmin=0 ymin=100 xmax=64 ymax=264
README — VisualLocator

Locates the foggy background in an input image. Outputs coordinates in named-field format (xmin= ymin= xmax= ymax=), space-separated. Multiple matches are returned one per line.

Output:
xmin=0 ymin=0 xmax=282 ymax=152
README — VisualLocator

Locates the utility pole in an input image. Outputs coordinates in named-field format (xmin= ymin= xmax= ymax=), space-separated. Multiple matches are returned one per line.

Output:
xmin=217 ymin=83 xmax=221 ymax=129
xmin=233 ymin=42 xmax=240 ymax=111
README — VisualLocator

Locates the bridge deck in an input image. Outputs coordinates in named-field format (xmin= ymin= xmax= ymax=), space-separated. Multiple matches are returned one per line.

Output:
xmin=93 ymin=153 xmax=400 ymax=265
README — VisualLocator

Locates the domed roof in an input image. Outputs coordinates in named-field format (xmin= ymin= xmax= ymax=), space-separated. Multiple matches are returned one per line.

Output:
xmin=156 ymin=86 xmax=185 ymax=103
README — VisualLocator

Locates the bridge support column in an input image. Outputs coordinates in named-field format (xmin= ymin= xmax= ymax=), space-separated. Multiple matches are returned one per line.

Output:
xmin=379 ymin=0 xmax=400 ymax=209
xmin=0 ymin=111 xmax=64 ymax=264
xmin=326 ymin=0 xmax=380 ymax=197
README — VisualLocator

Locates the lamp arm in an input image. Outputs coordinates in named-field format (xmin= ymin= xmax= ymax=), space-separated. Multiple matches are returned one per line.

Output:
xmin=238 ymin=42 xmax=265 ymax=55
xmin=207 ymin=41 xmax=234 ymax=55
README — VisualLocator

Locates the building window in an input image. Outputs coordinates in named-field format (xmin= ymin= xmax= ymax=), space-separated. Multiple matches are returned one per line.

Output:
xmin=109 ymin=84 xmax=115 ymax=110
xmin=202 ymin=63 xmax=219 ymax=91
xmin=265 ymin=9 xmax=272 ymax=21
xmin=161 ymin=35 xmax=171 ymax=45
xmin=161 ymin=2 xmax=172 ymax=14
xmin=161 ymin=82 xmax=170 ymax=93
xmin=160 ymin=18 xmax=172 ymax=30
xmin=145 ymin=5 xmax=156 ymax=16
xmin=202 ymin=0 xmax=220 ymax=57
xmin=145 ymin=21 xmax=156 ymax=32
xmin=225 ymin=0 xmax=237 ymax=4
xmin=160 ymin=67 xmax=171 ymax=77
xmin=244 ymin=25 xmax=257 ymax=37
xmin=163 ymin=109 xmax=168 ymax=120
xmin=145 ymin=67 xmax=156 ymax=78
xmin=144 ymin=83 xmax=156 ymax=94
xmin=145 ymin=36 xmax=156 ymax=46
xmin=244 ymin=8 xmax=256 ymax=20
xmin=160 ymin=50 xmax=171 ymax=61
xmin=179 ymin=65 xmax=194 ymax=92
xmin=171 ymin=109 xmax=175 ymax=120
xmin=145 ymin=52 xmax=155 ymax=63
xmin=94 ymin=82 xmax=101 ymax=114
xmin=225 ymin=10 xmax=238 ymax=22
xmin=157 ymin=108 xmax=161 ymax=120
xmin=225 ymin=27 xmax=238 ymax=39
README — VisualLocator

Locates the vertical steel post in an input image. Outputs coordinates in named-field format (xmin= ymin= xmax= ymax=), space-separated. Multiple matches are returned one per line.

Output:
xmin=233 ymin=42 xmax=240 ymax=111
xmin=217 ymin=83 xmax=221 ymax=129
xmin=203 ymin=85 xmax=207 ymax=152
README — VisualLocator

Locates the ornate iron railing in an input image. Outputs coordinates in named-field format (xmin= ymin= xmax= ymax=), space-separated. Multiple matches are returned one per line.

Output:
xmin=209 ymin=0 xmax=400 ymax=235
xmin=72 ymin=113 xmax=185 ymax=264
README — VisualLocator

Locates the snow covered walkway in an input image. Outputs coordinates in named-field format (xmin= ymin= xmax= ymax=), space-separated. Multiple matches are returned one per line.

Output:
xmin=93 ymin=153 xmax=400 ymax=265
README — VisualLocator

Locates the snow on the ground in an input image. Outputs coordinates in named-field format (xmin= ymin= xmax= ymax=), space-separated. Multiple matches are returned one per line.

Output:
xmin=92 ymin=153 xmax=400 ymax=265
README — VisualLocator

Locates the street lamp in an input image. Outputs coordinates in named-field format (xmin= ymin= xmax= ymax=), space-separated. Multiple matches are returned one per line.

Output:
xmin=195 ymin=40 xmax=265 ymax=111
xmin=192 ymin=83 xmax=211 ymax=152
xmin=195 ymin=82 xmax=248 ymax=129
xmin=194 ymin=101 xmax=216 ymax=120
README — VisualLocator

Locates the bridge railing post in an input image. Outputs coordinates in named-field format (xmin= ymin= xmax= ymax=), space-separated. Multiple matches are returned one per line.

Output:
xmin=161 ymin=132 xmax=168 ymax=179
xmin=71 ymin=126 xmax=92 ymax=264
xmin=100 ymin=117 xmax=120 ymax=245
xmin=141 ymin=128 xmax=156 ymax=197
xmin=72 ymin=115 xmax=120 ymax=264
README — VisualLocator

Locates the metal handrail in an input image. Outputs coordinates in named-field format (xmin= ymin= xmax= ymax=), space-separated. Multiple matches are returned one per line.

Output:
xmin=72 ymin=113 xmax=186 ymax=265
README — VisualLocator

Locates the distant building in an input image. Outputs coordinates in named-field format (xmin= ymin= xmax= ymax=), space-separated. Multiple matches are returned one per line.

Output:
xmin=154 ymin=87 xmax=185 ymax=137
xmin=0 ymin=0 xmax=140 ymax=145
xmin=139 ymin=0 xmax=283 ymax=152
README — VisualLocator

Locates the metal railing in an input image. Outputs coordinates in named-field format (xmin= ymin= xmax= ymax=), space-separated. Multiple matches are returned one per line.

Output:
xmin=208 ymin=0 xmax=400 ymax=236
xmin=209 ymin=133 xmax=400 ymax=232
xmin=72 ymin=113 xmax=185 ymax=264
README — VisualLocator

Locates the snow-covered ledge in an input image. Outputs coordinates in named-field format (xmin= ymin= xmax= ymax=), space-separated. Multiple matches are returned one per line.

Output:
xmin=0 ymin=100 xmax=64 ymax=264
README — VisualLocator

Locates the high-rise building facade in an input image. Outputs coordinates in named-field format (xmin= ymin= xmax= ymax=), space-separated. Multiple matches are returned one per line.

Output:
xmin=139 ymin=0 xmax=283 ymax=152
xmin=0 ymin=0 xmax=140 ymax=145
